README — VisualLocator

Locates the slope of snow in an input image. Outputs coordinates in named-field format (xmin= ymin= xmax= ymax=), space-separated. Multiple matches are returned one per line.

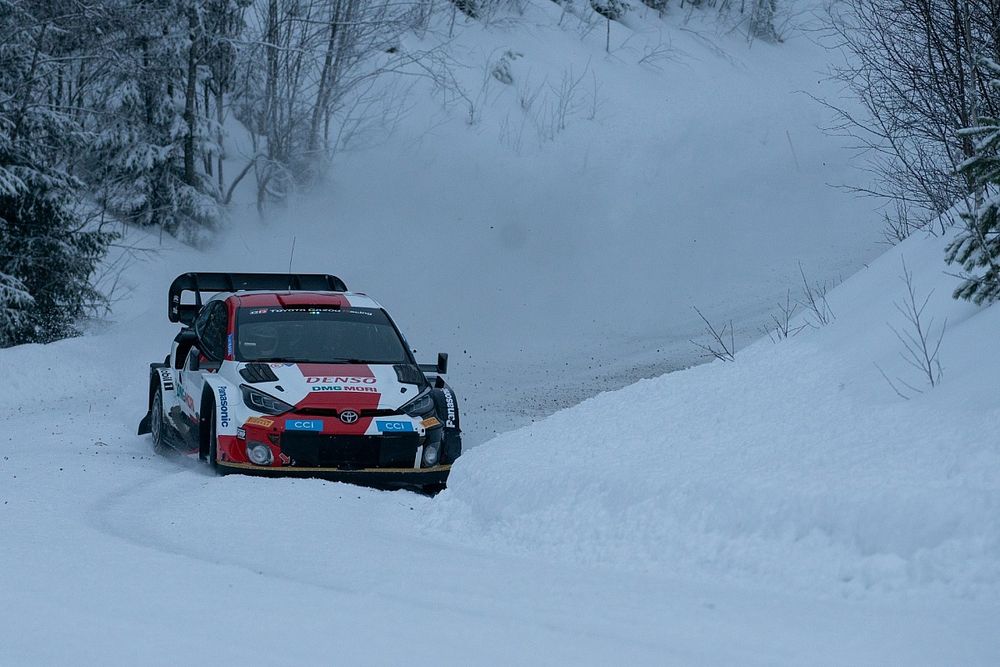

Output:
xmin=437 ymin=228 xmax=1000 ymax=601
xmin=4 ymin=3 xmax=998 ymax=665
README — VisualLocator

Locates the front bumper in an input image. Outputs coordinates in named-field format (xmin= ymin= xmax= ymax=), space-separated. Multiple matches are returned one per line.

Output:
xmin=216 ymin=461 xmax=452 ymax=487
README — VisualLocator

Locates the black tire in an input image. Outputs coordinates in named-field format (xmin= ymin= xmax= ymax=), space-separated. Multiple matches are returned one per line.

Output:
xmin=150 ymin=385 xmax=171 ymax=455
xmin=207 ymin=404 xmax=220 ymax=473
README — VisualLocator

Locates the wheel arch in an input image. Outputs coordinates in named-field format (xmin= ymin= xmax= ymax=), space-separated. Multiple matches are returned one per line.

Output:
xmin=198 ymin=376 xmax=238 ymax=460
xmin=138 ymin=362 xmax=173 ymax=436
xmin=199 ymin=387 xmax=215 ymax=460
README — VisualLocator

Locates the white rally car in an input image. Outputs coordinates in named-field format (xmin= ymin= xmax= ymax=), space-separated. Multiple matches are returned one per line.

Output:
xmin=137 ymin=273 xmax=462 ymax=491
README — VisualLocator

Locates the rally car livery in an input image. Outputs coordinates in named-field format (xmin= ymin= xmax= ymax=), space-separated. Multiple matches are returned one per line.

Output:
xmin=138 ymin=272 xmax=461 ymax=491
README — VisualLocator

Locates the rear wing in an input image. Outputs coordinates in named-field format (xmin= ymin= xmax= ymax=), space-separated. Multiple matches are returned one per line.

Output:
xmin=168 ymin=272 xmax=347 ymax=324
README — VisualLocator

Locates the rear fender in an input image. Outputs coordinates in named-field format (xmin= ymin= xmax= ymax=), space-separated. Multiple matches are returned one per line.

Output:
xmin=138 ymin=363 xmax=178 ymax=435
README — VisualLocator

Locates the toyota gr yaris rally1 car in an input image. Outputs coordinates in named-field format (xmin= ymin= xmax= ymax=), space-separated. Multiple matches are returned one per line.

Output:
xmin=137 ymin=272 xmax=462 ymax=490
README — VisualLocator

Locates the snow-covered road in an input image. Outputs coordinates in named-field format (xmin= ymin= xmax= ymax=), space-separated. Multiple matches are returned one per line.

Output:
xmin=2 ymin=376 xmax=995 ymax=666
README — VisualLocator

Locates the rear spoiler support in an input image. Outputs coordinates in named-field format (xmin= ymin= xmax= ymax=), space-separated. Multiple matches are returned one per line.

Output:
xmin=168 ymin=272 xmax=347 ymax=324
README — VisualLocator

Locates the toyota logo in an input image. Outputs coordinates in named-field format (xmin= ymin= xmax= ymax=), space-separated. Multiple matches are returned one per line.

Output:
xmin=339 ymin=410 xmax=359 ymax=424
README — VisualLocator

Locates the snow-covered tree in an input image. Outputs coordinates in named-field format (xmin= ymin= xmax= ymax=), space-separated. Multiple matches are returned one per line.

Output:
xmin=947 ymin=60 xmax=1000 ymax=304
xmin=86 ymin=0 xmax=222 ymax=243
xmin=830 ymin=0 xmax=1000 ymax=237
xmin=749 ymin=0 xmax=778 ymax=42
xmin=0 ymin=0 xmax=114 ymax=346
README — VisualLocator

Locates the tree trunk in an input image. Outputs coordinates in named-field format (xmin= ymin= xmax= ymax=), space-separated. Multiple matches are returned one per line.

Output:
xmin=184 ymin=8 xmax=200 ymax=188
xmin=264 ymin=0 xmax=279 ymax=162
xmin=309 ymin=0 xmax=342 ymax=154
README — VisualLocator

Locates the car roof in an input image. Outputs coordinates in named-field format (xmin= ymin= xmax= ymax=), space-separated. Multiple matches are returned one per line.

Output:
xmin=224 ymin=290 xmax=384 ymax=310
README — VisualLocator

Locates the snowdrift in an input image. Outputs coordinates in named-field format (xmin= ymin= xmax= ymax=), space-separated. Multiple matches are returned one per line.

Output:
xmin=436 ymin=227 xmax=1000 ymax=599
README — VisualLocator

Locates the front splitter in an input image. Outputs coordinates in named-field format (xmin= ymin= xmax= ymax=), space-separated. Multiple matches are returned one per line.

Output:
xmin=216 ymin=461 xmax=451 ymax=488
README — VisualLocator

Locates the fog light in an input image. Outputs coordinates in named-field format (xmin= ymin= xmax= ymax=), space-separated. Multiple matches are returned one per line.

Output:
xmin=422 ymin=440 xmax=440 ymax=467
xmin=247 ymin=441 xmax=274 ymax=466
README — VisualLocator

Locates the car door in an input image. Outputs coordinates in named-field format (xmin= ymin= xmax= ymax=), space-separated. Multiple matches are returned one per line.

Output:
xmin=178 ymin=300 xmax=228 ymax=426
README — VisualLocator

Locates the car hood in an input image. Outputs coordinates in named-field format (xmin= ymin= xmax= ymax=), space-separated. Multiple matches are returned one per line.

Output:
xmin=237 ymin=362 xmax=426 ymax=412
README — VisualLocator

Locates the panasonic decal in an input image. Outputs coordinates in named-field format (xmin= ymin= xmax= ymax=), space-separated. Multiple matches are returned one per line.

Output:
xmin=442 ymin=388 xmax=456 ymax=428
xmin=218 ymin=386 xmax=230 ymax=428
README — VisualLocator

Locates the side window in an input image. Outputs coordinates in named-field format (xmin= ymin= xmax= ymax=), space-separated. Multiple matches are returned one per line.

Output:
xmin=193 ymin=303 xmax=212 ymax=340
xmin=201 ymin=302 xmax=229 ymax=360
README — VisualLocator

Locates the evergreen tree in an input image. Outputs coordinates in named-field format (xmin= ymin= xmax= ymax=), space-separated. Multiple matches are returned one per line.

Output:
xmin=0 ymin=0 xmax=114 ymax=346
xmin=87 ymin=0 xmax=221 ymax=243
xmin=946 ymin=59 xmax=1000 ymax=305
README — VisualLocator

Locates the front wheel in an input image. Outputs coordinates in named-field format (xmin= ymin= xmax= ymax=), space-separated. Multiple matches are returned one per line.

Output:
xmin=207 ymin=405 xmax=220 ymax=473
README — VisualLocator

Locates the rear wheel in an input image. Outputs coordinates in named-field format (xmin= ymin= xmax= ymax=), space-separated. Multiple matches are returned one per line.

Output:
xmin=150 ymin=385 xmax=170 ymax=454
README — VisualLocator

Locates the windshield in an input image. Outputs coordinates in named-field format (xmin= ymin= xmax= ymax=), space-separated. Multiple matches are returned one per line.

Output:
xmin=236 ymin=306 xmax=410 ymax=364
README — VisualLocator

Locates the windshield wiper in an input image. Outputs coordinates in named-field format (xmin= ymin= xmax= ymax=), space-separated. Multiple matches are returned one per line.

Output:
xmin=250 ymin=357 xmax=398 ymax=365
xmin=325 ymin=357 xmax=397 ymax=364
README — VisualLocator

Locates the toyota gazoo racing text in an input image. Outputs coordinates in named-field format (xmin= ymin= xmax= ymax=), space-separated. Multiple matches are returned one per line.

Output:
xmin=137 ymin=272 xmax=462 ymax=491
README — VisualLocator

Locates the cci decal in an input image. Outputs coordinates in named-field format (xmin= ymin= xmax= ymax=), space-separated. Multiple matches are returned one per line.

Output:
xmin=442 ymin=388 xmax=456 ymax=428
xmin=245 ymin=416 xmax=274 ymax=428
xmin=218 ymin=386 xmax=230 ymax=428
xmin=376 ymin=420 xmax=413 ymax=433
xmin=227 ymin=333 xmax=234 ymax=356
xmin=285 ymin=419 xmax=323 ymax=431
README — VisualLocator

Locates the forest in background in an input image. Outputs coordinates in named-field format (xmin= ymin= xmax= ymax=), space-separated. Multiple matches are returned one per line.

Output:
xmin=2 ymin=0 xmax=999 ymax=348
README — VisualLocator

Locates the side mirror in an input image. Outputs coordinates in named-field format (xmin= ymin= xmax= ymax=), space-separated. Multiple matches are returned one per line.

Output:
xmin=174 ymin=329 xmax=198 ymax=369
xmin=417 ymin=352 xmax=449 ymax=375
xmin=188 ymin=348 xmax=201 ymax=371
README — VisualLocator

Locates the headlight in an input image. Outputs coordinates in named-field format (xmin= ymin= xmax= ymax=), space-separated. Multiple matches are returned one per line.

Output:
xmin=241 ymin=385 xmax=294 ymax=415
xmin=247 ymin=441 xmax=274 ymax=465
xmin=400 ymin=389 xmax=435 ymax=417
xmin=422 ymin=440 xmax=440 ymax=467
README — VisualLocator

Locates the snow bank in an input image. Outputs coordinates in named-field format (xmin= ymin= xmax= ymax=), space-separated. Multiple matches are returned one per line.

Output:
xmin=436 ymin=228 xmax=1000 ymax=599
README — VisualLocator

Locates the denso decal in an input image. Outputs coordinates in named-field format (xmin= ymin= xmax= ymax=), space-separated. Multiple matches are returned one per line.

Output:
xmin=305 ymin=376 xmax=377 ymax=384
xmin=442 ymin=388 xmax=456 ymax=428
xmin=311 ymin=385 xmax=378 ymax=393
xmin=218 ymin=386 xmax=230 ymax=428
xmin=285 ymin=419 xmax=323 ymax=431
xmin=376 ymin=420 xmax=414 ymax=433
